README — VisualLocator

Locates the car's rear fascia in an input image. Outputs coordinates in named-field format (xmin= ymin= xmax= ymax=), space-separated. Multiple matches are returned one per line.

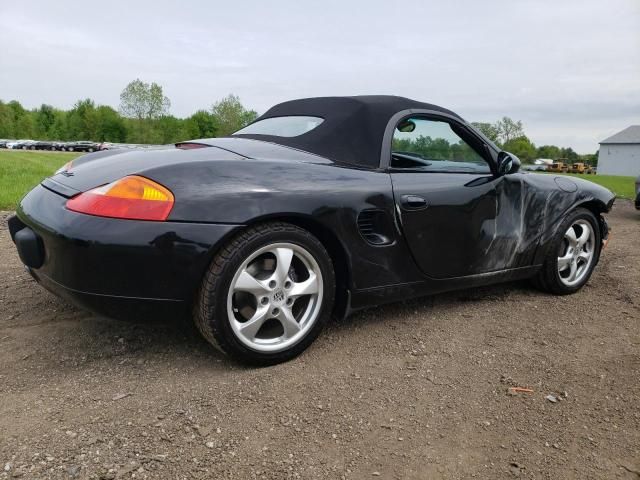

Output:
xmin=11 ymin=184 xmax=242 ymax=320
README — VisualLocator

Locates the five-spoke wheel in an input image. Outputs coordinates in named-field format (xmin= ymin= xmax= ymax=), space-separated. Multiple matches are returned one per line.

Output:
xmin=557 ymin=219 xmax=595 ymax=287
xmin=533 ymin=207 xmax=601 ymax=295
xmin=227 ymin=243 xmax=323 ymax=353
xmin=195 ymin=222 xmax=334 ymax=365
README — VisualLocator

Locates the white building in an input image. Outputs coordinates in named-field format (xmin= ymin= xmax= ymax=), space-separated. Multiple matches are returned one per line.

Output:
xmin=598 ymin=126 xmax=640 ymax=176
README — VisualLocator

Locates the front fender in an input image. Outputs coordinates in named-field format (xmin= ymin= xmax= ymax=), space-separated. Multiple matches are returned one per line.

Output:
xmin=532 ymin=177 xmax=615 ymax=265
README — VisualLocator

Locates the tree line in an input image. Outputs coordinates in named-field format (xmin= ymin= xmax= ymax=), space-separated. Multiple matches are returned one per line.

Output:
xmin=0 ymin=79 xmax=257 ymax=145
xmin=0 ymin=79 xmax=596 ymax=164
xmin=471 ymin=118 xmax=597 ymax=165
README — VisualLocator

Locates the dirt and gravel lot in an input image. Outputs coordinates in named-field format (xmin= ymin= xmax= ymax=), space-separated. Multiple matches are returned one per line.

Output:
xmin=0 ymin=201 xmax=638 ymax=480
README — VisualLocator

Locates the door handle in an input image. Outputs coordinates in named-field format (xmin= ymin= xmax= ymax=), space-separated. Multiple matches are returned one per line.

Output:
xmin=400 ymin=194 xmax=428 ymax=210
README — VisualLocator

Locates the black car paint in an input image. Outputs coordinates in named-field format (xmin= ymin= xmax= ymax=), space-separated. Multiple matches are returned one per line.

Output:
xmin=11 ymin=119 xmax=615 ymax=321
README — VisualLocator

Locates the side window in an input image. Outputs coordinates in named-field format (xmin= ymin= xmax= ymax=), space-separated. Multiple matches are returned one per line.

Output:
xmin=391 ymin=117 xmax=491 ymax=173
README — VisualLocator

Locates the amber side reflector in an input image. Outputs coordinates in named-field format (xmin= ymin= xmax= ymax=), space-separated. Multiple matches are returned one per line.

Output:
xmin=66 ymin=176 xmax=174 ymax=221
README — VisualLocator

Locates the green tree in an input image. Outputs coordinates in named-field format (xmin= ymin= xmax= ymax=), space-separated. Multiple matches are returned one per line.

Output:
xmin=184 ymin=110 xmax=217 ymax=139
xmin=559 ymin=147 xmax=579 ymax=162
xmin=48 ymin=110 xmax=69 ymax=140
xmin=66 ymin=99 xmax=98 ymax=140
xmin=502 ymin=135 xmax=536 ymax=163
xmin=536 ymin=144 xmax=561 ymax=160
xmin=6 ymin=101 xmax=34 ymax=138
xmin=0 ymin=101 xmax=15 ymax=138
xmin=119 ymin=79 xmax=170 ymax=120
xmin=151 ymin=115 xmax=189 ymax=144
xmin=34 ymin=104 xmax=57 ymax=139
xmin=211 ymin=94 xmax=257 ymax=136
xmin=95 ymin=106 xmax=127 ymax=142
xmin=495 ymin=117 xmax=524 ymax=145
xmin=119 ymin=79 xmax=171 ymax=143
xmin=471 ymin=122 xmax=500 ymax=143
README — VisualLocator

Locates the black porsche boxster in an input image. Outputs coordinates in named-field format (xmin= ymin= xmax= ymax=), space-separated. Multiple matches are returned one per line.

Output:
xmin=9 ymin=96 xmax=614 ymax=364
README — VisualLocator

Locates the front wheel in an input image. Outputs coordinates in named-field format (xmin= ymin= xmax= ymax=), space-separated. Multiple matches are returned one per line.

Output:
xmin=533 ymin=208 xmax=601 ymax=295
xmin=195 ymin=222 xmax=335 ymax=365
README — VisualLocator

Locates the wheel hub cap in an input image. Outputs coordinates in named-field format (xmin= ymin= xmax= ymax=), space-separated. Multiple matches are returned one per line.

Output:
xmin=272 ymin=288 xmax=286 ymax=304
xmin=227 ymin=242 xmax=324 ymax=353
xmin=557 ymin=219 xmax=595 ymax=287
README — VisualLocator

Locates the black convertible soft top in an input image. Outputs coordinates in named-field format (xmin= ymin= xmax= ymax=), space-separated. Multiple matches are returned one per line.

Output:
xmin=233 ymin=96 xmax=462 ymax=169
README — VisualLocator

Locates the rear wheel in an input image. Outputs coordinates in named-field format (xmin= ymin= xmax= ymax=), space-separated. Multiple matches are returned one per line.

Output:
xmin=533 ymin=208 xmax=601 ymax=294
xmin=195 ymin=222 xmax=335 ymax=365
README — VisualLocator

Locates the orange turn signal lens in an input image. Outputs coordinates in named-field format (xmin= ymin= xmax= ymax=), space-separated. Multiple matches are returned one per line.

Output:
xmin=66 ymin=176 xmax=174 ymax=221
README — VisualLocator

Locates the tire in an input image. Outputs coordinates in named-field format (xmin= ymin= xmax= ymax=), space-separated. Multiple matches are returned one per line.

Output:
xmin=532 ymin=207 xmax=601 ymax=295
xmin=195 ymin=222 xmax=335 ymax=365
xmin=88 ymin=148 xmax=94 ymax=152
xmin=68 ymin=147 xmax=74 ymax=152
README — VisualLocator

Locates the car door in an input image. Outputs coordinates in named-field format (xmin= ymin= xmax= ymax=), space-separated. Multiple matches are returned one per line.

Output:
xmin=389 ymin=115 xmax=525 ymax=279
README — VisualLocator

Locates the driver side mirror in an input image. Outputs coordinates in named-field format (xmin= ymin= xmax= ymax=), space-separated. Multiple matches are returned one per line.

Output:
xmin=497 ymin=151 xmax=521 ymax=176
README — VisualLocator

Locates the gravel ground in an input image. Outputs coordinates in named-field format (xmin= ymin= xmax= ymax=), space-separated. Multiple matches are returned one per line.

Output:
xmin=1 ymin=201 xmax=639 ymax=480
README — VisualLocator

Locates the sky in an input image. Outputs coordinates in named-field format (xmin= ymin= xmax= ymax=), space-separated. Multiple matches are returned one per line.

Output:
xmin=1 ymin=0 xmax=638 ymax=153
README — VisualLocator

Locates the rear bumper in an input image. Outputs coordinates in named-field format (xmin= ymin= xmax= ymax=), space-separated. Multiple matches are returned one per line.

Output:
xmin=10 ymin=184 xmax=242 ymax=318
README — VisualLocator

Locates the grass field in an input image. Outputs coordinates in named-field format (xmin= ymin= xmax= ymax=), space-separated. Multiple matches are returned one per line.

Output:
xmin=0 ymin=150 xmax=636 ymax=210
xmin=540 ymin=172 xmax=636 ymax=200
xmin=0 ymin=150 xmax=81 ymax=209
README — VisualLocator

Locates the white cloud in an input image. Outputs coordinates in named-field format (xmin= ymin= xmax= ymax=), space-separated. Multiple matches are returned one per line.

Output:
xmin=0 ymin=0 xmax=638 ymax=152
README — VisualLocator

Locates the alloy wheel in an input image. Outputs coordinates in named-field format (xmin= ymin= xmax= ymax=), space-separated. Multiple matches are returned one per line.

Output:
xmin=226 ymin=242 xmax=323 ymax=353
xmin=557 ymin=219 xmax=595 ymax=287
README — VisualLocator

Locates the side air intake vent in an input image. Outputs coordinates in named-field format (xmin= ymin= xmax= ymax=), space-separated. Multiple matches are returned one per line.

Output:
xmin=357 ymin=209 xmax=394 ymax=245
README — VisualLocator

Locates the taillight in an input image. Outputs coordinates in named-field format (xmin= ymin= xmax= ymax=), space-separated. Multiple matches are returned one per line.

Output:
xmin=66 ymin=176 xmax=174 ymax=221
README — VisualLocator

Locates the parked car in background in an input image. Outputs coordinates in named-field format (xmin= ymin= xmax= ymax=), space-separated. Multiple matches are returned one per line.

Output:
xmin=63 ymin=141 xmax=100 ymax=152
xmin=32 ymin=141 xmax=55 ymax=151
xmin=13 ymin=140 xmax=36 ymax=150
xmin=636 ymin=175 xmax=640 ymax=210
xmin=0 ymin=139 xmax=11 ymax=149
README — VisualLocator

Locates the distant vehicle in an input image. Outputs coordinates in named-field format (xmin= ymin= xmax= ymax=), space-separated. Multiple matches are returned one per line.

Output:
xmin=522 ymin=164 xmax=547 ymax=172
xmin=636 ymin=175 xmax=640 ymax=210
xmin=32 ymin=141 xmax=55 ymax=151
xmin=571 ymin=163 xmax=586 ymax=174
xmin=585 ymin=165 xmax=596 ymax=175
xmin=533 ymin=158 xmax=553 ymax=167
xmin=63 ymin=141 xmax=100 ymax=152
xmin=12 ymin=140 xmax=36 ymax=150
xmin=548 ymin=161 xmax=569 ymax=173
xmin=0 ymin=139 xmax=10 ymax=149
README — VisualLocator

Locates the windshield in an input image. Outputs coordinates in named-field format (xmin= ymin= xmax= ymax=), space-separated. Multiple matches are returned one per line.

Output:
xmin=234 ymin=116 xmax=324 ymax=137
